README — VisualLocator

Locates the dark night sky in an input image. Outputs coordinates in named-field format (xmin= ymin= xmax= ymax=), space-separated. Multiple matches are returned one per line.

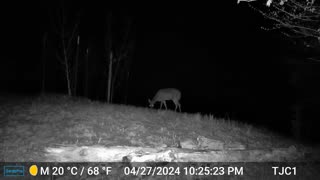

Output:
xmin=2 ymin=1 xmax=316 ymax=138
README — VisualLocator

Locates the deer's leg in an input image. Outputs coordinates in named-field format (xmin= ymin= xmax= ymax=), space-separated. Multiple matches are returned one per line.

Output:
xmin=174 ymin=100 xmax=180 ymax=112
xmin=164 ymin=101 xmax=167 ymax=110
xmin=160 ymin=102 xmax=163 ymax=109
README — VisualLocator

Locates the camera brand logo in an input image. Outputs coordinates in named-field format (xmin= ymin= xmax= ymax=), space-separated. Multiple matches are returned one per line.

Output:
xmin=4 ymin=166 xmax=25 ymax=176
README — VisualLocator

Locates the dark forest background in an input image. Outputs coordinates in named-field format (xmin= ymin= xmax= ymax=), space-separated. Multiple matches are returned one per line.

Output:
xmin=0 ymin=1 xmax=319 ymax=143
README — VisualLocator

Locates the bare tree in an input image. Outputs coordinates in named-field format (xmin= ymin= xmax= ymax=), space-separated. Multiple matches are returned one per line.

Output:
xmin=238 ymin=0 xmax=320 ymax=53
xmin=51 ymin=4 xmax=80 ymax=96
xmin=73 ymin=35 xmax=80 ymax=96
xmin=84 ymin=47 xmax=90 ymax=97
xmin=105 ymin=12 xmax=113 ymax=103
xmin=110 ymin=18 xmax=134 ymax=103
xmin=238 ymin=0 xmax=320 ymax=140
xmin=105 ymin=12 xmax=135 ymax=103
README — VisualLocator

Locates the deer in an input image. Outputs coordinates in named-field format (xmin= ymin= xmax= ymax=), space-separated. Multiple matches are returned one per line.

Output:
xmin=148 ymin=88 xmax=181 ymax=112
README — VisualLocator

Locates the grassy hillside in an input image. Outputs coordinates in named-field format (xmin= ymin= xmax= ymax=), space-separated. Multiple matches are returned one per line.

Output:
xmin=0 ymin=94 xmax=308 ymax=162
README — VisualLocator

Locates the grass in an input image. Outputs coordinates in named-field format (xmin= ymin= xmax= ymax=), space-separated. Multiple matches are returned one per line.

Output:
xmin=0 ymin=93 xmax=305 ymax=162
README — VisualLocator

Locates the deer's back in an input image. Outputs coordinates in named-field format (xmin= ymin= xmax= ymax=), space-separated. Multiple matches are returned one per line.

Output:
xmin=154 ymin=88 xmax=181 ymax=101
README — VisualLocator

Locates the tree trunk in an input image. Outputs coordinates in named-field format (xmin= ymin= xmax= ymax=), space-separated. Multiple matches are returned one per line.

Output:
xmin=110 ymin=57 xmax=121 ymax=103
xmin=289 ymin=67 xmax=302 ymax=140
xmin=105 ymin=12 xmax=113 ymax=103
xmin=60 ymin=6 xmax=74 ymax=97
xmin=73 ymin=35 xmax=80 ymax=96
xmin=124 ymin=71 xmax=130 ymax=104
xmin=62 ymin=38 xmax=72 ymax=96
xmin=64 ymin=55 xmax=72 ymax=96
xmin=291 ymin=103 xmax=302 ymax=140
xmin=84 ymin=47 xmax=89 ymax=97
xmin=123 ymin=42 xmax=134 ymax=104
xmin=107 ymin=52 xmax=113 ymax=103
